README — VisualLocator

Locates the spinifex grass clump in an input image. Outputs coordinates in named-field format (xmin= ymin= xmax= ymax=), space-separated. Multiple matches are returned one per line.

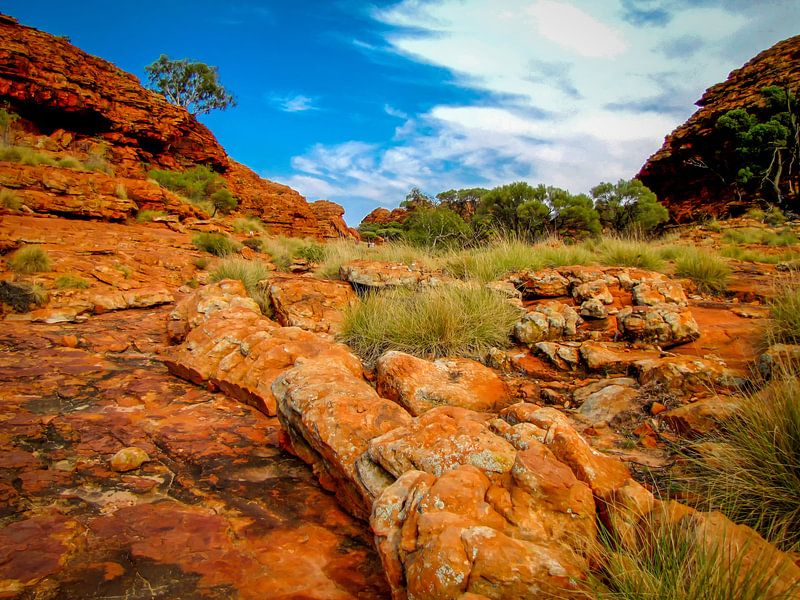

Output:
xmin=594 ymin=237 xmax=665 ymax=271
xmin=767 ymin=282 xmax=800 ymax=344
xmin=232 ymin=216 xmax=265 ymax=234
xmin=593 ymin=517 xmax=799 ymax=599
xmin=55 ymin=274 xmax=89 ymax=289
xmin=210 ymin=257 xmax=272 ymax=315
xmin=192 ymin=232 xmax=239 ymax=257
xmin=677 ymin=375 xmax=800 ymax=552
xmin=8 ymin=245 xmax=51 ymax=273
xmin=674 ymin=247 xmax=731 ymax=294
xmin=340 ymin=283 xmax=520 ymax=363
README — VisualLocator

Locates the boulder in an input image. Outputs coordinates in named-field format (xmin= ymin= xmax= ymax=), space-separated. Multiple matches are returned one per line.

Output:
xmin=533 ymin=342 xmax=581 ymax=370
xmin=266 ymin=274 xmax=357 ymax=335
xmin=660 ymin=397 xmax=741 ymax=436
xmin=632 ymin=280 xmax=688 ymax=307
xmin=575 ymin=379 xmax=641 ymax=425
xmin=617 ymin=304 xmax=700 ymax=347
xmin=514 ymin=301 xmax=582 ymax=344
xmin=508 ymin=269 xmax=570 ymax=298
xmin=633 ymin=355 xmax=741 ymax=393
xmin=579 ymin=342 xmax=660 ymax=373
xmin=375 ymin=351 xmax=511 ymax=416
xmin=339 ymin=260 xmax=449 ymax=290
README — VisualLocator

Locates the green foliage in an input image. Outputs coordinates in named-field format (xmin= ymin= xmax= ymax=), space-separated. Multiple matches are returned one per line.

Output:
xmin=8 ymin=245 xmax=51 ymax=273
xmin=591 ymin=179 xmax=669 ymax=235
xmin=241 ymin=237 xmax=264 ymax=252
xmin=0 ymin=145 xmax=56 ymax=166
xmin=674 ymin=248 xmax=731 ymax=294
xmin=145 ymin=54 xmax=236 ymax=115
xmin=721 ymin=245 xmax=800 ymax=264
xmin=136 ymin=210 xmax=168 ymax=222
xmin=475 ymin=181 xmax=552 ymax=238
xmin=595 ymin=238 xmax=666 ymax=270
xmin=55 ymin=156 xmax=82 ymax=169
xmin=746 ymin=207 xmax=767 ymax=221
xmin=192 ymin=232 xmax=240 ymax=257
xmin=0 ymin=188 xmax=20 ymax=210
xmin=296 ymin=243 xmax=325 ymax=264
xmin=404 ymin=206 xmax=472 ymax=249
xmin=232 ymin=217 xmax=265 ymax=234
xmin=722 ymin=227 xmax=798 ymax=246
xmin=400 ymin=187 xmax=435 ymax=210
xmin=55 ymin=274 xmax=90 ymax=289
xmin=765 ymin=206 xmax=788 ymax=226
xmin=210 ymin=188 xmax=237 ymax=216
xmin=551 ymin=190 xmax=601 ymax=238
xmin=358 ymin=221 xmax=406 ymax=241
xmin=713 ymin=86 xmax=800 ymax=205
xmin=340 ymin=284 xmax=521 ymax=364
xmin=193 ymin=256 xmax=210 ymax=270
xmin=210 ymin=257 xmax=272 ymax=315
xmin=148 ymin=165 xmax=223 ymax=202
xmin=435 ymin=187 xmax=488 ymax=219
xmin=678 ymin=373 xmax=800 ymax=552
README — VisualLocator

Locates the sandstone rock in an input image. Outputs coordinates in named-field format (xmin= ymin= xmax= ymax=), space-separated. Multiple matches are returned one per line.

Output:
xmin=572 ymin=280 xmax=613 ymax=305
xmin=632 ymin=280 xmax=688 ymax=307
xmin=638 ymin=35 xmax=800 ymax=220
xmin=368 ymin=407 xmax=517 ymax=478
xmin=92 ymin=287 xmax=174 ymax=313
xmin=267 ymin=274 xmax=357 ymax=335
xmin=375 ymin=351 xmax=511 ymax=416
xmin=514 ymin=301 xmax=582 ymax=345
xmin=508 ymin=269 xmax=569 ymax=298
xmin=633 ymin=355 xmax=741 ymax=393
xmin=533 ymin=341 xmax=581 ymax=370
xmin=617 ymin=304 xmax=700 ymax=347
xmin=579 ymin=298 xmax=608 ymax=319
xmin=575 ymin=379 xmax=641 ymax=425
xmin=579 ymin=342 xmax=661 ymax=373
xmin=273 ymin=359 xmax=412 ymax=520
xmin=339 ymin=260 xmax=449 ymax=290
xmin=110 ymin=447 xmax=149 ymax=472
xmin=165 ymin=281 xmax=360 ymax=416
xmin=660 ymin=397 xmax=741 ymax=436
xmin=361 ymin=206 xmax=410 ymax=226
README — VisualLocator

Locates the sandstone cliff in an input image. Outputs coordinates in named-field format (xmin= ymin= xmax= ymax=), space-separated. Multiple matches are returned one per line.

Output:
xmin=638 ymin=35 xmax=800 ymax=221
xmin=0 ymin=13 xmax=351 ymax=238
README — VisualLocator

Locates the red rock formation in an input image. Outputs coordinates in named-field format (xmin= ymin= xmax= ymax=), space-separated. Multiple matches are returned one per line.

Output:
xmin=0 ymin=13 xmax=352 ymax=238
xmin=638 ymin=35 xmax=800 ymax=221
xmin=360 ymin=207 xmax=409 ymax=226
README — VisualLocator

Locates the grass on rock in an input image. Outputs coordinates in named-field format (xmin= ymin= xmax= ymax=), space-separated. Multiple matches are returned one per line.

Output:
xmin=676 ymin=374 xmax=800 ymax=552
xmin=595 ymin=237 xmax=665 ymax=271
xmin=592 ymin=516 xmax=799 ymax=599
xmin=674 ymin=248 xmax=731 ymax=294
xmin=192 ymin=232 xmax=240 ymax=257
xmin=0 ymin=188 xmax=20 ymax=210
xmin=340 ymin=283 xmax=521 ymax=363
xmin=55 ymin=274 xmax=89 ymax=289
xmin=210 ymin=257 xmax=272 ymax=315
xmin=232 ymin=217 xmax=266 ymax=234
xmin=136 ymin=210 xmax=167 ymax=222
xmin=767 ymin=282 xmax=800 ymax=344
xmin=8 ymin=245 xmax=51 ymax=273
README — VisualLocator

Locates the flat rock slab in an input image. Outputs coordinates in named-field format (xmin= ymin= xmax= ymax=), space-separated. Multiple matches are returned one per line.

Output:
xmin=267 ymin=274 xmax=357 ymax=335
xmin=0 ymin=307 xmax=388 ymax=599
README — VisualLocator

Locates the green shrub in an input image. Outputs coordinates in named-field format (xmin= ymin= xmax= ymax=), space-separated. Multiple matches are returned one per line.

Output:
xmin=591 ymin=179 xmax=669 ymax=235
xmin=8 ymin=245 xmax=51 ymax=273
xmin=705 ymin=218 xmax=723 ymax=233
xmin=674 ymin=248 xmax=731 ymax=294
xmin=0 ymin=280 xmax=48 ymax=312
xmin=296 ymin=243 xmax=325 ymax=264
xmin=746 ymin=207 xmax=766 ymax=221
xmin=340 ymin=283 xmax=521 ymax=364
xmin=593 ymin=513 xmax=799 ymax=598
xmin=595 ymin=238 xmax=665 ymax=271
xmin=241 ymin=237 xmax=264 ymax=252
xmin=723 ymin=228 xmax=799 ymax=246
xmin=192 ymin=232 xmax=239 ymax=257
xmin=55 ymin=274 xmax=89 ymax=289
xmin=210 ymin=257 xmax=272 ymax=314
xmin=767 ymin=282 xmax=800 ymax=344
xmin=210 ymin=188 xmax=237 ymax=216
xmin=0 ymin=145 xmax=56 ymax=166
xmin=136 ymin=210 xmax=168 ymax=222
xmin=677 ymin=375 xmax=800 ymax=552
xmin=232 ymin=217 xmax=265 ymax=234
xmin=193 ymin=256 xmax=210 ymax=270
xmin=765 ymin=206 xmax=787 ymax=226
xmin=55 ymin=156 xmax=83 ymax=170
xmin=149 ymin=165 xmax=222 ymax=202
xmin=404 ymin=206 xmax=472 ymax=249
xmin=0 ymin=188 xmax=20 ymax=210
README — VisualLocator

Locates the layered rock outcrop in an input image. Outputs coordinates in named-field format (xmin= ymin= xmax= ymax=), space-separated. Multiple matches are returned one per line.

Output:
xmin=638 ymin=35 xmax=800 ymax=221
xmin=0 ymin=13 xmax=352 ymax=238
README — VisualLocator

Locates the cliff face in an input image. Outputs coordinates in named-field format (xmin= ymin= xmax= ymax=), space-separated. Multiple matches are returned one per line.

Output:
xmin=638 ymin=35 xmax=800 ymax=221
xmin=0 ymin=14 xmax=351 ymax=238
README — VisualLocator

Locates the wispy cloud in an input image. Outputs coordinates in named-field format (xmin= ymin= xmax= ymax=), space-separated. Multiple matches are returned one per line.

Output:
xmin=284 ymin=0 xmax=800 ymax=224
xmin=271 ymin=94 xmax=319 ymax=113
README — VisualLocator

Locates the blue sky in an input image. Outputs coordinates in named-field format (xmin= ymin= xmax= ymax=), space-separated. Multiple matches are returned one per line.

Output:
xmin=4 ymin=1 xmax=799 ymax=224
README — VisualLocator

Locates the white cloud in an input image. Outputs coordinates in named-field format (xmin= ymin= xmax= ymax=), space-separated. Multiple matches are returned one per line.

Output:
xmin=284 ymin=0 xmax=800 ymax=224
xmin=273 ymin=94 xmax=318 ymax=112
